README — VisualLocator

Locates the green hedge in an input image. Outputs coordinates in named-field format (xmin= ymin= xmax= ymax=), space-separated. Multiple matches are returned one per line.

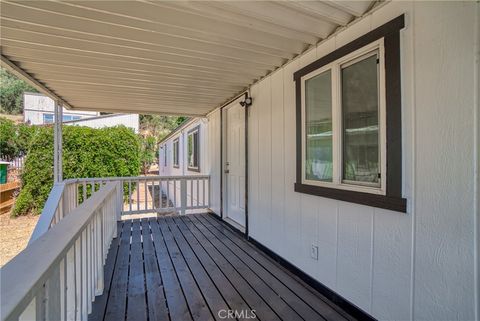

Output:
xmin=0 ymin=117 xmax=38 ymax=158
xmin=13 ymin=125 xmax=141 ymax=216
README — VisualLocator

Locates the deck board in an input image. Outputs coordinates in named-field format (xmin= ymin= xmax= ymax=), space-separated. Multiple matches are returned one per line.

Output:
xmin=127 ymin=220 xmax=147 ymax=321
xmin=141 ymin=220 xmax=170 ymax=321
xmin=90 ymin=214 xmax=355 ymax=321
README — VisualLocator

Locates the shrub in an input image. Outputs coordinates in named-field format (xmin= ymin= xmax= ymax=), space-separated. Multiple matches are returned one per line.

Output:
xmin=0 ymin=117 xmax=38 ymax=159
xmin=0 ymin=117 xmax=17 ymax=158
xmin=12 ymin=125 xmax=141 ymax=216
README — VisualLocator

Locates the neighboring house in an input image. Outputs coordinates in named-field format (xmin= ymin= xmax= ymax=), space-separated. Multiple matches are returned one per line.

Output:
xmin=23 ymin=92 xmax=139 ymax=132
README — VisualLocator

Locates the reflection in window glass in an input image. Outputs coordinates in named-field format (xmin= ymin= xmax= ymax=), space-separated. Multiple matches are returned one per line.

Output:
xmin=43 ymin=113 xmax=54 ymax=124
xmin=305 ymin=70 xmax=332 ymax=182
xmin=173 ymin=139 xmax=179 ymax=167
xmin=187 ymin=130 xmax=199 ymax=169
xmin=341 ymin=54 xmax=380 ymax=185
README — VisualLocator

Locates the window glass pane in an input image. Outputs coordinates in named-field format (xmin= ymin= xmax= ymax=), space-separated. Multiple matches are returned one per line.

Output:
xmin=188 ymin=133 xmax=194 ymax=167
xmin=43 ymin=113 xmax=54 ymax=124
xmin=164 ymin=146 xmax=167 ymax=166
xmin=341 ymin=54 xmax=379 ymax=185
xmin=173 ymin=140 xmax=179 ymax=166
xmin=193 ymin=132 xmax=199 ymax=168
xmin=305 ymin=70 xmax=333 ymax=182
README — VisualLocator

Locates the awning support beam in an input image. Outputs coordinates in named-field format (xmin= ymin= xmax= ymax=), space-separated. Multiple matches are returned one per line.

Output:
xmin=53 ymin=101 xmax=63 ymax=183
xmin=0 ymin=54 xmax=72 ymax=109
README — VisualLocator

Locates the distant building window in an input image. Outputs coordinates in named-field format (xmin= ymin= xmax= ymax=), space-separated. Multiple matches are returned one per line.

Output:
xmin=187 ymin=126 xmax=200 ymax=172
xmin=173 ymin=138 xmax=179 ymax=168
xmin=63 ymin=115 xmax=81 ymax=122
xmin=43 ymin=113 xmax=82 ymax=123
xmin=43 ymin=113 xmax=54 ymax=124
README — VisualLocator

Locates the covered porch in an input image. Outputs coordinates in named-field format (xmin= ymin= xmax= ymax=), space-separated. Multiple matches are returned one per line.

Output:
xmin=1 ymin=1 xmax=479 ymax=321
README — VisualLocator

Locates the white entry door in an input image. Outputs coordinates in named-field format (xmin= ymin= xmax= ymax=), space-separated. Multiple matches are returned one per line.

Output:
xmin=223 ymin=103 xmax=246 ymax=227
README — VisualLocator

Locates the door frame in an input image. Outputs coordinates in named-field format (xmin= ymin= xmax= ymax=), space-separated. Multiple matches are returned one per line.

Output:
xmin=220 ymin=92 xmax=249 ymax=237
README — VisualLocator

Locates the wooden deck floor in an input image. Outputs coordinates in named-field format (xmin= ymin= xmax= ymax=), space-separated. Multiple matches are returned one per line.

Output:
xmin=89 ymin=214 xmax=355 ymax=321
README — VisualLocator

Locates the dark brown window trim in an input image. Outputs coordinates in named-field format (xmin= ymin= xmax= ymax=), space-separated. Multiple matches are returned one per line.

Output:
xmin=187 ymin=125 xmax=200 ymax=172
xmin=294 ymin=14 xmax=407 ymax=213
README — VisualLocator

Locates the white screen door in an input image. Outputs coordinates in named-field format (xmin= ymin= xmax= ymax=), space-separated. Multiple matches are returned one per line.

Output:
xmin=223 ymin=103 xmax=246 ymax=227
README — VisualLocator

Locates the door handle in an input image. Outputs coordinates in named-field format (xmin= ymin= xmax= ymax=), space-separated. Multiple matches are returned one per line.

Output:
xmin=224 ymin=170 xmax=230 ymax=174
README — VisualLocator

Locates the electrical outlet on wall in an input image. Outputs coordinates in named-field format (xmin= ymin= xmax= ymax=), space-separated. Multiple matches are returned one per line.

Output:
xmin=310 ymin=244 xmax=318 ymax=260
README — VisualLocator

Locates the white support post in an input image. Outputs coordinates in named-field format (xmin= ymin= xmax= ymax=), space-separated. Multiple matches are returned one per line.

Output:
xmin=54 ymin=101 xmax=63 ymax=183
xmin=180 ymin=178 xmax=187 ymax=215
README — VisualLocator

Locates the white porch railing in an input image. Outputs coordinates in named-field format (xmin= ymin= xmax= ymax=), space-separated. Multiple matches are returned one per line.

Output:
xmin=1 ymin=182 xmax=121 ymax=321
xmin=30 ymin=175 xmax=210 ymax=243
xmin=68 ymin=175 xmax=210 ymax=216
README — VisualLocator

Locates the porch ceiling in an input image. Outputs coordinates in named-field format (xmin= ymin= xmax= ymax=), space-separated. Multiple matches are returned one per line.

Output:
xmin=0 ymin=1 xmax=376 ymax=116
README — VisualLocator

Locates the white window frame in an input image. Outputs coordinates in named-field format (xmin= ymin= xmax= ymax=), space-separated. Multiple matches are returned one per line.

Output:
xmin=300 ymin=39 xmax=387 ymax=195
xmin=187 ymin=127 xmax=200 ymax=171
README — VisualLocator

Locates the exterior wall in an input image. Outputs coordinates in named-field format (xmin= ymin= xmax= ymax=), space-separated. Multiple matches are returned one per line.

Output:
xmin=23 ymin=93 xmax=139 ymax=132
xmin=159 ymin=118 xmax=218 ymax=211
xmin=159 ymin=118 xmax=209 ymax=177
xmin=24 ymin=92 xmax=97 ymax=124
xmin=68 ymin=114 xmax=139 ymax=133
xmin=242 ymin=2 xmax=477 ymax=321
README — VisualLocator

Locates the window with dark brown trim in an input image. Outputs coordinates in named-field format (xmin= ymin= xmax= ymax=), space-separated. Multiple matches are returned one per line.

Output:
xmin=173 ymin=138 xmax=180 ymax=168
xmin=187 ymin=126 xmax=200 ymax=172
xmin=294 ymin=15 xmax=407 ymax=213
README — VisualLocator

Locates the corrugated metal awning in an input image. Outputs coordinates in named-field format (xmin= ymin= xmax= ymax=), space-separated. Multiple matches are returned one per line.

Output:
xmin=1 ymin=1 xmax=376 ymax=116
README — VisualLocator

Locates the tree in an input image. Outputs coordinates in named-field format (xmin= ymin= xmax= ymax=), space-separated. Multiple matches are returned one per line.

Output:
xmin=139 ymin=115 xmax=187 ymax=141
xmin=139 ymin=135 xmax=157 ymax=174
xmin=0 ymin=68 xmax=38 ymax=114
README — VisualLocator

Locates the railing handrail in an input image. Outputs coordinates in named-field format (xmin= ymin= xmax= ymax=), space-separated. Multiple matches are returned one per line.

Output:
xmin=29 ymin=182 xmax=66 ymax=244
xmin=0 ymin=182 xmax=119 ymax=321
xmin=63 ymin=174 xmax=210 ymax=184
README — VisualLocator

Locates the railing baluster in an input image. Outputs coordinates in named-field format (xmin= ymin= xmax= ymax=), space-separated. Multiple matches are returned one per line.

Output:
xmin=60 ymin=258 xmax=66 ymax=321
xmin=18 ymin=296 xmax=36 ymax=321
xmin=66 ymin=246 xmax=75 ymax=321
xmin=145 ymin=179 xmax=148 ymax=211
xmin=152 ymin=179 xmax=156 ymax=212
xmin=203 ymin=178 xmax=206 ymax=206
xmin=35 ymin=286 xmax=45 ymax=321
xmin=128 ymin=180 xmax=132 ymax=213
xmin=81 ymin=230 xmax=87 ymax=320
xmin=197 ymin=178 xmax=200 ymax=207
xmin=173 ymin=179 xmax=177 ymax=209
xmin=190 ymin=179 xmax=194 ymax=208
xmin=46 ymin=264 xmax=61 ymax=320
xmin=180 ymin=178 xmax=187 ymax=215
xmin=166 ymin=178 xmax=170 ymax=210
xmin=136 ymin=178 xmax=140 ymax=213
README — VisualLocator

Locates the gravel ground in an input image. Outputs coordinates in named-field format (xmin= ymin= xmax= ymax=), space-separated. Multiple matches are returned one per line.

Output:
xmin=0 ymin=213 xmax=39 ymax=267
